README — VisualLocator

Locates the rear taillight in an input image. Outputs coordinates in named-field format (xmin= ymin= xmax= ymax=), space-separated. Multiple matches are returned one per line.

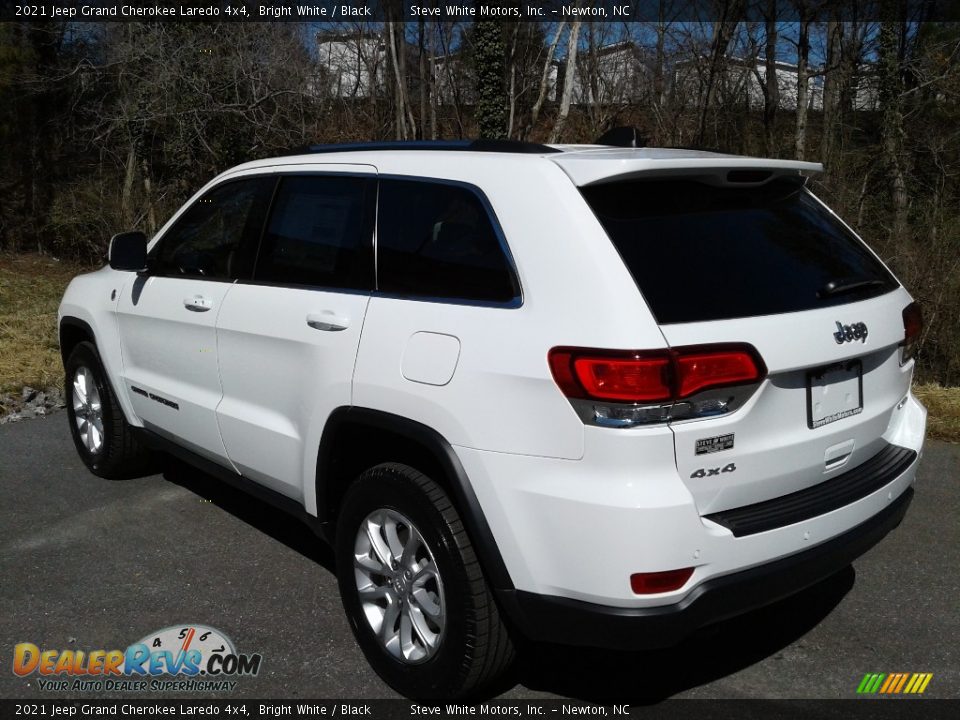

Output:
xmin=549 ymin=351 xmax=672 ymax=402
xmin=901 ymin=302 xmax=923 ymax=365
xmin=675 ymin=350 xmax=763 ymax=397
xmin=549 ymin=344 xmax=766 ymax=427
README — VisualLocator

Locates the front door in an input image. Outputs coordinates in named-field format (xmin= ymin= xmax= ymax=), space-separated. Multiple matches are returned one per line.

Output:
xmin=116 ymin=175 xmax=275 ymax=464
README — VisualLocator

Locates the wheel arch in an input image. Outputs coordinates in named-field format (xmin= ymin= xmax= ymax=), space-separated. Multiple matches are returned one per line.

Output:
xmin=315 ymin=407 xmax=514 ymax=591
xmin=59 ymin=314 xmax=140 ymax=430
xmin=59 ymin=316 xmax=96 ymax=365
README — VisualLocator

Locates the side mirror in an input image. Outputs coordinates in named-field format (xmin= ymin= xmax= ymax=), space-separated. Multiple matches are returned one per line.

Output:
xmin=108 ymin=231 xmax=148 ymax=272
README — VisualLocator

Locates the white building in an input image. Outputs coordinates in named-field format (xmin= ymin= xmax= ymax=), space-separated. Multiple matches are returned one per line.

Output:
xmin=432 ymin=54 xmax=475 ymax=106
xmin=674 ymin=56 xmax=824 ymax=111
xmin=315 ymin=32 xmax=387 ymax=99
xmin=432 ymin=53 xmax=558 ymax=108
xmin=570 ymin=42 xmax=651 ymax=107
xmin=849 ymin=67 xmax=880 ymax=111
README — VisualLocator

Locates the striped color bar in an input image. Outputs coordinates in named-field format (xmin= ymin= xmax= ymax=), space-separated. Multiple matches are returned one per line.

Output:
xmin=857 ymin=673 xmax=933 ymax=694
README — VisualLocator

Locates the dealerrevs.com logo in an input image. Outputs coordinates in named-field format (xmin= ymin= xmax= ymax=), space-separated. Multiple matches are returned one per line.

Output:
xmin=12 ymin=624 xmax=262 ymax=692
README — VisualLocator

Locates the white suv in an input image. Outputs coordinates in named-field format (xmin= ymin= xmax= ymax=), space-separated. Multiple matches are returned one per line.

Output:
xmin=58 ymin=140 xmax=926 ymax=698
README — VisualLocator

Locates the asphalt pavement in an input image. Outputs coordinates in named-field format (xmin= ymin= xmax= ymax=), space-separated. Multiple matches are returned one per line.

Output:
xmin=1 ymin=414 xmax=957 ymax=701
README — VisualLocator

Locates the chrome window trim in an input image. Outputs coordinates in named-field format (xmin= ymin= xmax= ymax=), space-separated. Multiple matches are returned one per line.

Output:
xmin=182 ymin=170 xmax=524 ymax=309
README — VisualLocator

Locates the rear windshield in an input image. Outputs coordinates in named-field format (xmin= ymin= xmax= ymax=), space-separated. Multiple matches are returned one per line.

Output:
xmin=581 ymin=178 xmax=898 ymax=324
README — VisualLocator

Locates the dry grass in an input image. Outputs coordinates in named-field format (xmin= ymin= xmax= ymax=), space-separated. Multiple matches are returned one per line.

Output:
xmin=1 ymin=252 xmax=959 ymax=442
xmin=0 ymin=253 xmax=95 ymax=394
xmin=913 ymin=383 xmax=960 ymax=444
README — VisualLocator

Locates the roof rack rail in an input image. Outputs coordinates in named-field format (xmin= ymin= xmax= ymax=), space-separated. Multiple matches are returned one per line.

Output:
xmin=283 ymin=139 xmax=561 ymax=156
xmin=594 ymin=126 xmax=647 ymax=148
xmin=593 ymin=127 xmax=726 ymax=154
xmin=659 ymin=144 xmax=727 ymax=154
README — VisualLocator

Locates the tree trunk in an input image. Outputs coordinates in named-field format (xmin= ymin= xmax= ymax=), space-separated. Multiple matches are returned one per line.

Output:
xmin=387 ymin=21 xmax=416 ymax=139
xmin=525 ymin=20 xmax=565 ymax=139
xmin=141 ymin=157 xmax=157 ymax=235
xmin=762 ymin=7 xmax=779 ymax=155
xmin=795 ymin=16 xmax=811 ymax=160
xmin=436 ymin=24 xmax=465 ymax=138
xmin=474 ymin=19 xmax=507 ymax=140
xmin=418 ymin=19 xmax=427 ymax=140
xmin=878 ymin=7 xmax=908 ymax=234
xmin=428 ymin=23 xmax=438 ymax=140
xmin=697 ymin=1 xmax=745 ymax=147
xmin=506 ymin=24 xmax=520 ymax=138
xmin=549 ymin=20 xmax=581 ymax=144
xmin=653 ymin=10 xmax=666 ymax=141
xmin=821 ymin=21 xmax=841 ymax=164
xmin=121 ymin=141 xmax=137 ymax=227
xmin=822 ymin=17 xmax=862 ymax=165
xmin=585 ymin=25 xmax=600 ymax=131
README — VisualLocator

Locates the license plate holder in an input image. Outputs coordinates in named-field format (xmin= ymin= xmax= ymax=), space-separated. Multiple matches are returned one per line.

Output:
xmin=807 ymin=360 xmax=863 ymax=429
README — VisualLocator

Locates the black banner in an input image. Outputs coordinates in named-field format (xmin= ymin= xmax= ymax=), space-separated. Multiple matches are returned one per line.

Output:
xmin=1 ymin=700 xmax=959 ymax=720
xmin=1 ymin=0 xmax=958 ymax=23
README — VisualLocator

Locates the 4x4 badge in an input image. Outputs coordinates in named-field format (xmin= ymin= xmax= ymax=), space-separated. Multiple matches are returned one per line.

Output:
xmin=834 ymin=321 xmax=868 ymax=344
xmin=690 ymin=463 xmax=736 ymax=479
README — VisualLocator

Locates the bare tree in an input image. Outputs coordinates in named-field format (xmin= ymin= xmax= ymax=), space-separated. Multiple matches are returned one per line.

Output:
xmin=523 ymin=21 xmax=565 ymax=139
xmin=759 ymin=0 xmax=780 ymax=154
xmin=822 ymin=13 xmax=867 ymax=165
xmin=878 ymin=3 xmax=908 ymax=233
xmin=550 ymin=20 xmax=581 ymax=143
xmin=696 ymin=0 xmax=746 ymax=147
xmin=435 ymin=22 xmax=469 ymax=138
xmin=651 ymin=5 xmax=669 ymax=139
xmin=794 ymin=2 xmax=813 ymax=159
xmin=386 ymin=21 xmax=417 ymax=139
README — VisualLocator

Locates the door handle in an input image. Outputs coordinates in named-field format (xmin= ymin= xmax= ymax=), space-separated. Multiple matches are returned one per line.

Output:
xmin=184 ymin=295 xmax=213 ymax=312
xmin=306 ymin=312 xmax=350 ymax=332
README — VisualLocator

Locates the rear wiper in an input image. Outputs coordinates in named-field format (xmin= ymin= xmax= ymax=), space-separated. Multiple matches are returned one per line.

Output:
xmin=818 ymin=278 xmax=887 ymax=299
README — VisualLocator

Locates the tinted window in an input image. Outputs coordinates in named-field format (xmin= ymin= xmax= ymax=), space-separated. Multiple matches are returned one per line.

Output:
xmin=153 ymin=177 xmax=274 ymax=280
xmin=254 ymin=175 xmax=374 ymax=289
xmin=581 ymin=179 xmax=898 ymax=324
xmin=377 ymin=180 xmax=519 ymax=303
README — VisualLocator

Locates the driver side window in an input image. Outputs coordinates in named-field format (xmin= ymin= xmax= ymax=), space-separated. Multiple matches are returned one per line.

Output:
xmin=151 ymin=177 xmax=274 ymax=280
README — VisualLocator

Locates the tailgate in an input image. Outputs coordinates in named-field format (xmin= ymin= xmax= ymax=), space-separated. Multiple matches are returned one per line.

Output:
xmin=663 ymin=289 xmax=915 ymax=514
xmin=577 ymin=170 xmax=915 ymax=515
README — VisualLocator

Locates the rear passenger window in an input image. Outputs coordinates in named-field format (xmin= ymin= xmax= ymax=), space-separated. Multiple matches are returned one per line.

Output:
xmin=377 ymin=179 xmax=519 ymax=303
xmin=254 ymin=175 xmax=374 ymax=289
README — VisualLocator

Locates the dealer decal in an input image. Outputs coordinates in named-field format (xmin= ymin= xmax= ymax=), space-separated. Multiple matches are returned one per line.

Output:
xmin=695 ymin=433 xmax=735 ymax=455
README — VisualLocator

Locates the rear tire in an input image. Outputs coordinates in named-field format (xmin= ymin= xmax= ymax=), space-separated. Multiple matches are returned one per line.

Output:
xmin=65 ymin=341 xmax=153 ymax=479
xmin=335 ymin=462 xmax=514 ymax=699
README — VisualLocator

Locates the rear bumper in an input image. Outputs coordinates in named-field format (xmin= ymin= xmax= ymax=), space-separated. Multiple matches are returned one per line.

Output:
xmin=497 ymin=486 xmax=912 ymax=650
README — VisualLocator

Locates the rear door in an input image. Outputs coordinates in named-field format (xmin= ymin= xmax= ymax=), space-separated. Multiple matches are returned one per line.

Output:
xmin=580 ymin=176 xmax=913 ymax=514
xmin=215 ymin=168 xmax=376 ymax=499
xmin=116 ymin=176 xmax=274 ymax=463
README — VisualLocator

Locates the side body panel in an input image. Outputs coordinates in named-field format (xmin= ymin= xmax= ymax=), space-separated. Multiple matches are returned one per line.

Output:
xmin=58 ymin=267 xmax=136 ymax=423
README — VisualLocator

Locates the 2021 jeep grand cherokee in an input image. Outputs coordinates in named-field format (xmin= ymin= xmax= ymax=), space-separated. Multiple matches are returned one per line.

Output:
xmin=58 ymin=140 xmax=926 ymax=698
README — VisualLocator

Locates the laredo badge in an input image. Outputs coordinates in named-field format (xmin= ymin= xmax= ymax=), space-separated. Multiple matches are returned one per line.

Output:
xmin=695 ymin=433 xmax=735 ymax=455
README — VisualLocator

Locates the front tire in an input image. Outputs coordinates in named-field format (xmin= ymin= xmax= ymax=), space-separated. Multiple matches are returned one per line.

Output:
xmin=335 ymin=463 xmax=514 ymax=699
xmin=65 ymin=341 xmax=152 ymax=479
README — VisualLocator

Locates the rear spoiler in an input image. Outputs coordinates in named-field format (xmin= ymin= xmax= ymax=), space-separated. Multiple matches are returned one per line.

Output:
xmin=551 ymin=152 xmax=823 ymax=188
